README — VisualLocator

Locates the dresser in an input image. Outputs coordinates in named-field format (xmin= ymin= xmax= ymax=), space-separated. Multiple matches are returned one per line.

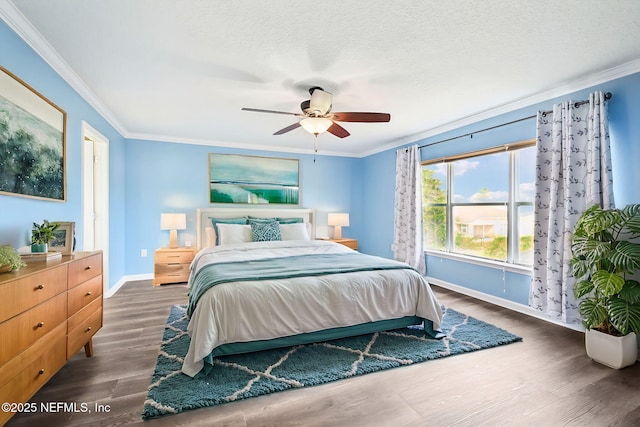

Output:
xmin=0 ymin=251 xmax=103 ymax=426
xmin=153 ymin=247 xmax=195 ymax=286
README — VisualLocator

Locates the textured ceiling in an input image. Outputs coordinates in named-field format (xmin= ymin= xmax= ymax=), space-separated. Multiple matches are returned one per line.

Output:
xmin=3 ymin=0 xmax=640 ymax=157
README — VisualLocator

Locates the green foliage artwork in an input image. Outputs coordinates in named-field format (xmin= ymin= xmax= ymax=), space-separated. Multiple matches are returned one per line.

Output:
xmin=0 ymin=67 xmax=66 ymax=201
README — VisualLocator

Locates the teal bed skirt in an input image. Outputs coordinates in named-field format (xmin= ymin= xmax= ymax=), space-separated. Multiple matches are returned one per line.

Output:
xmin=200 ymin=315 xmax=440 ymax=376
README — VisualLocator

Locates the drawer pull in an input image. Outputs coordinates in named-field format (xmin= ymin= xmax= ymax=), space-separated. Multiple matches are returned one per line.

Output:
xmin=85 ymin=326 xmax=92 ymax=332
xmin=85 ymin=265 xmax=92 ymax=270
xmin=37 ymin=284 xmax=45 ymax=290
xmin=37 ymin=321 xmax=45 ymax=328
xmin=39 ymin=369 xmax=45 ymax=375
xmin=86 ymin=291 xmax=92 ymax=296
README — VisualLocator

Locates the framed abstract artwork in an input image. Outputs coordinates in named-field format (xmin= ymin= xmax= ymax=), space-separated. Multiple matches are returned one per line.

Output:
xmin=209 ymin=153 xmax=299 ymax=204
xmin=0 ymin=66 xmax=67 ymax=201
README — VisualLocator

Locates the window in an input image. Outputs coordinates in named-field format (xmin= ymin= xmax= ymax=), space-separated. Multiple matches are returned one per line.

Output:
xmin=422 ymin=140 xmax=535 ymax=266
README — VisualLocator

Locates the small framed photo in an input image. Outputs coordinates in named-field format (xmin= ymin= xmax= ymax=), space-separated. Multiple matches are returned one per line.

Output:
xmin=50 ymin=221 xmax=75 ymax=255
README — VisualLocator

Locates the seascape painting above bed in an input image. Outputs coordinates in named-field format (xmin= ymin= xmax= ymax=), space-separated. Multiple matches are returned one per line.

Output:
xmin=183 ymin=208 xmax=443 ymax=378
xmin=208 ymin=154 xmax=299 ymax=204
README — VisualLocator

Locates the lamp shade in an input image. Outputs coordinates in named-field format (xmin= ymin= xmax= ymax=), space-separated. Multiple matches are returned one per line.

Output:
xmin=327 ymin=213 xmax=350 ymax=227
xmin=160 ymin=213 xmax=186 ymax=230
xmin=300 ymin=117 xmax=333 ymax=135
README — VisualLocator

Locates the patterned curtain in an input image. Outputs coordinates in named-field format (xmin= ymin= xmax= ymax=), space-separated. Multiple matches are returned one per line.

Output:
xmin=393 ymin=145 xmax=426 ymax=274
xmin=529 ymin=91 xmax=614 ymax=324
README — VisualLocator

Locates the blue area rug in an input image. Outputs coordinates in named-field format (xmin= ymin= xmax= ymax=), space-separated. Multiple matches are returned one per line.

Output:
xmin=142 ymin=305 xmax=521 ymax=420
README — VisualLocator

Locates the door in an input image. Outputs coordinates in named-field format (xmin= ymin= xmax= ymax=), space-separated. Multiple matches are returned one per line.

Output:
xmin=82 ymin=122 xmax=109 ymax=293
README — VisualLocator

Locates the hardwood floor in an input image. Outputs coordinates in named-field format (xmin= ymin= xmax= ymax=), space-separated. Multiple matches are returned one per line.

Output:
xmin=6 ymin=280 xmax=640 ymax=427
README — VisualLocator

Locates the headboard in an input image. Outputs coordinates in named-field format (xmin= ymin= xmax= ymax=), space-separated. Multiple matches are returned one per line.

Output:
xmin=196 ymin=207 xmax=316 ymax=249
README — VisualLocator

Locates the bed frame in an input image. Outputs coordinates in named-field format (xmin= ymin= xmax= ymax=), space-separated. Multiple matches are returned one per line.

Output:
xmin=196 ymin=207 xmax=316 ymax=250
xmin=187 ymin=206 xmax=440 ymax=377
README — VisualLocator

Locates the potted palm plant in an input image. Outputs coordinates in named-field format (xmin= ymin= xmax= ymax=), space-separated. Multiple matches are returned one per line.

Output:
xmin=571 ymin=204 xmax=640 ymax=369
xmin=31 ymin=220 xmax=60 ymax=253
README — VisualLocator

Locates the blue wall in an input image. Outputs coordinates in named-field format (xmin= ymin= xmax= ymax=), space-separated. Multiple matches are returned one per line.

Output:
xmin=361 ymin=71 xmax=640 ymax=305
xmin=0 ymin=19 xmax=128 ymax=287
xmin=123 ymin=139 xmax=359 ymax=274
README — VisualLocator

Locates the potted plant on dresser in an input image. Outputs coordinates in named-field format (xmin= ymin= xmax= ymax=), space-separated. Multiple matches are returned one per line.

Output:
xmin=31 ymin=220 xmax=59 ymax=253
xmin=571 ymin=204 xmax=640 ymax=369
xmin=0 ymin=245 xmax=25 ymax=273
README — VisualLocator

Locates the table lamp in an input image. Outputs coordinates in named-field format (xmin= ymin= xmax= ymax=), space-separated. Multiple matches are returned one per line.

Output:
xmin=328 ymin=213 xmax=349 ymax=239
xmin=161 ymin=213 xmax=186 ymax=248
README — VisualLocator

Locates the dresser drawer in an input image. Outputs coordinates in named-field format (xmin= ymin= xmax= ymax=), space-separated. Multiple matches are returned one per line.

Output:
xmin=153 ymin=273 xmax=190 ymax=285
xmin=154 ymin=261 xmax=190 ymax=284
xmin=0 ymin=321 xmax=66 ymax=392
xmin=0 ymin=292 xmax=67 ymax=366
xmin=67 ymin=303 xmax=102 ymax=357
xmin=0 ymin=264 xmax=67 ymax=323
xmin=68 ymin=253 xmax=103 ymax=289
xmin=155 ymin=262 xmax=190 ymax=276
xmin=0 ymin=322 xmax=66 ymax=426
xmin=155 ymin=250 xmax=194 ymax=264
xmin=68 ymin=274 xmax=102 ymax=317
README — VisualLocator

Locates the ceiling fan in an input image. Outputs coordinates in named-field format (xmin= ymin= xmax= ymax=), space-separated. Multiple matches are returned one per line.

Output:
xmin=241 ymin=86 xmax=390 ymax=138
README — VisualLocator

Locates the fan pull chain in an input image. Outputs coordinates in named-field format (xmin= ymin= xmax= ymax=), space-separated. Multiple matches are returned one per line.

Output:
xmin=314 ymin=134 xmax=318 ymax=163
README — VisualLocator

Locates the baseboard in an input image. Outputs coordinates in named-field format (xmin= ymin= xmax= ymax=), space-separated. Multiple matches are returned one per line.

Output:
xmin=426 ymin=276 xmax=585 ymax=332
xmin=105 ymin=273 xmax=153 ymax=298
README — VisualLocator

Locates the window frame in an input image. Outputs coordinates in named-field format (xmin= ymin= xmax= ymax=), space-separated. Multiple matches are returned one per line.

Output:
xmin=421 ymin=139 xmax=535 ymax=268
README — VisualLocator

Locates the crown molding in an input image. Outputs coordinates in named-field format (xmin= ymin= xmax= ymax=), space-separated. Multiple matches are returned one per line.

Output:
xmin=3 ymin=0 xmax=640 ymax=159
xmin=359 ymin=57 xmax=640 ymax=158
xmin=0 ymin=0 xmax=128 ymax=136
xmin=126 ymin=132 xmax=357 ymax=158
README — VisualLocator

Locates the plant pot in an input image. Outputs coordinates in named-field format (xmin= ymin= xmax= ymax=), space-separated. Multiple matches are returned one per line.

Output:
xmin=585 ymin=329 xmax=638 ymax=369
xmin=31 ymin=243 xmax=48 ymax=253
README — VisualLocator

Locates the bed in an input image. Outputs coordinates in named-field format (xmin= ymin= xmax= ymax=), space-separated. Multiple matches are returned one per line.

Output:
xmin=182 ymin=207 xmax=443 ymax=378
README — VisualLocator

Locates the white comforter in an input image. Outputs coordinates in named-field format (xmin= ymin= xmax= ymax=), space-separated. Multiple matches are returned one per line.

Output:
xmin=182 ymin=240 xmax=442 ymax=377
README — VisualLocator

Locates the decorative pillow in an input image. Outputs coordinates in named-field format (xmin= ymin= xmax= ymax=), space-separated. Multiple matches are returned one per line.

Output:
xmin=210 ymin=217 xmax=248 ymax=245
xmin=247 ymin=217 xmax=276 ymax=223
xmin=216 ymin=224 xmax=252 ymax=245
xmin=248 ymin=216 xmax=304 ymax=224
xmin=250 ymin=220 xmax=282 ymax=242
xmin=276 ymin=217 xmax=304 ymax=224
xmin=279 ymin=223 xmax=310 ymax=241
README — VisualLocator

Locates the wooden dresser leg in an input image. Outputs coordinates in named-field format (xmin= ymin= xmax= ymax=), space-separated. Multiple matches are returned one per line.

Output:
xmin=84 ymin=339 xmax=94 ymax=357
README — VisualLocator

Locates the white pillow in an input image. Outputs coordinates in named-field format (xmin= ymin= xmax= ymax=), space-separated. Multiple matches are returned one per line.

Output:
xmin=216 ymin=223 xmax=252 ymax=245
xmin=279 ymin=223 xmax=310 ymax=241
xmin=205 ymin=226 xmax=216 ymax=247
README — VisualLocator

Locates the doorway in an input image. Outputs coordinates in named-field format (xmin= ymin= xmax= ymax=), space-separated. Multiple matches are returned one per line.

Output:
xmin=81 ymin=121 xmax=109 ymax=293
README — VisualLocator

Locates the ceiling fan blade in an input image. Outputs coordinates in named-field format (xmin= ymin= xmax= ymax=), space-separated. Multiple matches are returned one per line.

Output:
xmin=273 ymin=122 xmax=302 ymax=135
xmin=242 ymin=107 xmax=302 ymax=116
xmin=309 ymin=88 xmax=333 ymax=116
xmin=327 ymin=122 xmax=350 ymax=138
xmin=331 ymin=112 xmax=391 ymax=122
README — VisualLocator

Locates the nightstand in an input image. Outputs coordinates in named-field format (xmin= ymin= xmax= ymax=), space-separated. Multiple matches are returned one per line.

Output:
xmin=153 ymin=247 xmax=196 ymax=286
xmin=327 ymin=238 xmax=358 ymax=250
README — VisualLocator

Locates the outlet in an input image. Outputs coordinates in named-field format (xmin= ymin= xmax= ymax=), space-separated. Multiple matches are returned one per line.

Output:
xmin=141 ymin=249 xmax=147 ymax=257
xmin=185 ymin=241 xmax=192 ymax=248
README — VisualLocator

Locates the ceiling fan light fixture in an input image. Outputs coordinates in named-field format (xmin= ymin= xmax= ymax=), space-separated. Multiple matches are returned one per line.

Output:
xmin=300 ymin=117 xmax=333 ymax=135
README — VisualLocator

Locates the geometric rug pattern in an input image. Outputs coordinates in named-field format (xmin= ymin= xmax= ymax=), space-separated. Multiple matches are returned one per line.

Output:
xmin=142 ymin=304 xmax=521 ymax=420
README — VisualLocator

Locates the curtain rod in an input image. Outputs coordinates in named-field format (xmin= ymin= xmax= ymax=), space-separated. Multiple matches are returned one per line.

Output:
xmin=418 ymin=92 xmax=612 ymax=149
